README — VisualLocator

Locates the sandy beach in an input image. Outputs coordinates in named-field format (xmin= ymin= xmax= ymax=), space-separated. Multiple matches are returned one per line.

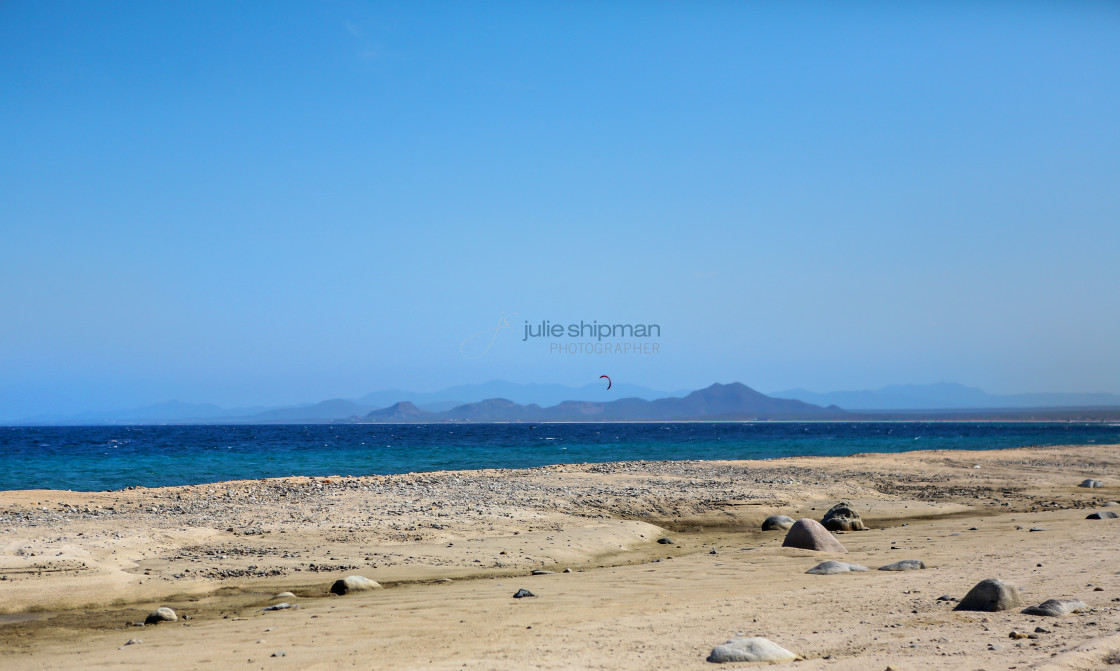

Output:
xmin=2 ymin=443 xmax=1119 ymax=670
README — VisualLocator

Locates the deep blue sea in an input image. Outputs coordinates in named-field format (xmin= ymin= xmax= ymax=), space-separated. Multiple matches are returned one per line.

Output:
xmin=2 ymin=422 xmax=1118 ymax=492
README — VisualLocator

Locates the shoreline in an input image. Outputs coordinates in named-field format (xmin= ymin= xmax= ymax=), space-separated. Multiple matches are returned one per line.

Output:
xmin=2 ymin=443 xmax=1119 ymax=669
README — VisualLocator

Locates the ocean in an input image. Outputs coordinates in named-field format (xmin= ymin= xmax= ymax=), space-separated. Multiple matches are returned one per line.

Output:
xmin=2 ymin=422 xmax=1117 ymax=492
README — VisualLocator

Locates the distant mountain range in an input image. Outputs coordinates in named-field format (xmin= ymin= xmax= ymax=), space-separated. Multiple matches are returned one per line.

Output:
xmin=363 ymin=383 xmax=840 ymax=422
xmin=8 ymin=380 xmax=1120 ymax=425
xmin=7 ymin=380 xmax=689 ymax=425
xmin=770 ymin=382 xmax=1120 ymax=411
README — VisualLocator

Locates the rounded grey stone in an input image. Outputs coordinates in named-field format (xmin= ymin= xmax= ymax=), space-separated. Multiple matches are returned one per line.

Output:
xmin=1079 ymin=479 xmax=1104 ymax=488
xmin=782 ymin=518 xmax=848 ymax=553
xmin=707 ymin=637 xmax=799 ymax=664
xmin=263 ymin=603 xmax=292 ymax=611
xmin=329 ymin=575 xmax=381 ymax=595
xmin=1086 ymin=511 xmax=1119 ymax=519
xmin=879 ymin=559 xmax=926 ymax=571
xmin=144 ymin=607 xmax=177 ymax=625
xmin=954 ymin=578 xmax=1022 ymax=612
xmin=1022 ymin=598 xmax=1088 ymax=616
xmin=806 ymin=560 xmax=868 ymax=575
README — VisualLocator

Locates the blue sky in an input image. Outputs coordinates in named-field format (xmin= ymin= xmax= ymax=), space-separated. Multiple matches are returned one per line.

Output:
xmin=2 ymin=2 xmax=1118 ymax=418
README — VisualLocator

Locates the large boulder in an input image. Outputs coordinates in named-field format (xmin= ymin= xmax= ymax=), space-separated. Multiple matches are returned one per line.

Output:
xmin=1079 ymin=479 xmax=1104 ymax=488
xmin=821 ymin=502 xmax=867 ymax=531
xmin=1022 ymin=598 xmax=1087 ymax=616
xmin=329 ymin=576 xmax=381 ymax=595
xmin=144 ymin=607 xmax=177 ymax=624
xmin=879 ymin=559 xmax=926 ymax=571
xmin=761 ymin=515 xmax=795 ymax=531
xmin=707 ymin=637 xmax=800 ymax=664
xmin=1086 ymin=511 xmax=1119 ymax=520
xmin=954 ymin=578 xmax=1022 ymax=612
xmin=806 ymin=561 xmax=868 ymax=575
xmin=781 ymin=518 xmax=847 ymax=553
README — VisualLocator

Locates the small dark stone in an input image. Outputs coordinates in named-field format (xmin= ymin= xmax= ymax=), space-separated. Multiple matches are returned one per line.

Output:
xmin=657 ymin=537 xmax=674 ymax=545
xmin=513 ymin=588 xmax=535 ymax=598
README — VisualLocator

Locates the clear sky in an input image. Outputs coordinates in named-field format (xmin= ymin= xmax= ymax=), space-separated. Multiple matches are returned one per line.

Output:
xmin=2 ymin=1 xmax=1118 ymax=419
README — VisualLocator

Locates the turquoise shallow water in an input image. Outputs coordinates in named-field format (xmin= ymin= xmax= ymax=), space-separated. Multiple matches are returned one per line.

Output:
xmin=2 ymin=422 xmax=1117 ymax=491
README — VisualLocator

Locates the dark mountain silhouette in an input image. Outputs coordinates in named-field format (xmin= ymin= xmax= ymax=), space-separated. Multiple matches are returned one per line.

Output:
xmin=362 ymin=382 xmax=841 ymax=422
xmin=355 ymin=380 xmax=687 ymax=409
xmin=246 ymin=399 xmax=374 ymax=422
xmin=365 ymin=401 xmax=433 ymax=422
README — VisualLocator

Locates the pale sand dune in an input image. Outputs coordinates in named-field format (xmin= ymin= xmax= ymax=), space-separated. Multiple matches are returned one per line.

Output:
xmin=2 ymin=444 xmax=1119 ymax=669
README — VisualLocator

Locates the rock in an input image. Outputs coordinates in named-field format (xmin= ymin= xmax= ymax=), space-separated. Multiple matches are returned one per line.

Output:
xmin=988 ymin=643 xmax=1003 ymax=651
xmin=1029 ymin=527 xmax=1046 ymax=532
xmin=1021 ymin=598 xmax=1088 ymax=616
xmin=806 ymin=561 xmax=868 ymax=575
xmin=707 ymin=637 xmax=800 ymax=664
xmin=1102 ymin=501 xmax=1119 ymax=507
xmin=761 ymin=515 xmax=795 ymax=531
xmin=144 ymin=607 xmax=177 ymax=625
xmin=1086 ymin=511 xmax=1119 ymax=519
xmin=879 ymin=560 xmax=926 ymax=571
xmin=531 ymin=570 xmax=555 ymax=575
xmin=272 ymin=592 xmax=295 ymax=599
xmin=1079 ymin=479 xmax=1104 ymax=488
xmin=124 ymin=638 xmax=141 ymax=645
xmin=1009 ymin=630 xmax=1030 ymax=639
xmin=263 ymin=603 xmax=293 ymax=611
xmin=657 ymin=537 xmax=674 ymax=545
xmin=271 ymin=650 xmax=286 ymax=657
xmin=954 ymin=578 xmax=1023 ymax=612
xmin=937 ymin=595 xmax=956 ymax=602
xmin=562 ymin=568 xmax=573 ymax=573
xmin=781 ymin=518 xmax=847 ymax=553
xmin=821 ymin=502 xmax=867 ymax=532
xmin=512 ymin=588 xmax=535 ymax=598
xmin=329 ymin=575 xmax=381 ymax=595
